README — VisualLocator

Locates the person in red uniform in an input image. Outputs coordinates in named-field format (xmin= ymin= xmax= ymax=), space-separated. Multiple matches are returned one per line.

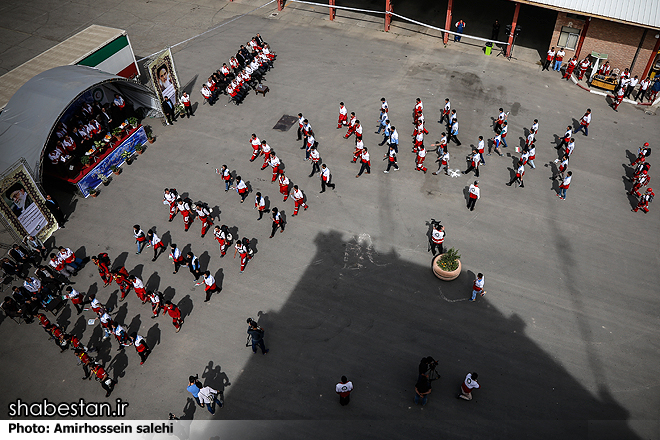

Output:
xmin=291 ymin=185 xmax=308 ymax=215
xmin=234 ymin=239 xmax=250 ymax=272
xmin=254 ymin=192 xmax=270 ymax=220
xmin=612 ymin=86 xmax=625 ymax=111
xmin=631 ymin=142 xmax=650 ymax=166
xmin=146 ymin=229 xmax=165 ymax=261
xmin=148 ymin=290 xmax=163 ymax=318
xmin=129 ymin=275 xmax=148 ymax=303
xmin=181 ymin=92 xmax=193 ymax=118
xmin=74 ymin=348 xmax=93 ymax=379
xmin=163 ymin=188 xmax=178 ymax=222
xmin=506 ymin=160 xmax=525 ymax=188
xmin=268 ymin=151 xmax=281 ymax=182
xmin=269 ymin=207 xmax=285 ymax=237
xmin=163 ymin=300 xmax=183 ymax=332
xmin=201 ymin=271 xmax=219 ymax=302
xmin=195 ymin=202 xmax=213 ymax=237
xmin=277 ymin=171 xmax=290 ymax=202
xmin=91 ymin=253 xmax=112 ymax=286
xmin=577 ymin=57 xmax=591 ymax=80
xmin=176 ymin=198 xmax=194 ymax=232
xmin=129 ymin=333 xmax=151 ymax=365
xmin=413 ymin=98 xmax=423 ymax=124
xmin=633 ymin=188 xmax=654 ymax=213
xmin=415 ymin=144 xmax=428 ymax=173
xmin=214 ymin=225 xmax=232 ymax=257
xmin=91 ymin=363 xmax=115 ymax=397
xmin=345 ymin=113 xmax=357 ymax=139
xmin=354 ymin=120 xmax=363 ymax=142
xmin=563 ymin=57 xmax=578 ymax=79
xmin=260 ymin=140 xmax=272 ymax=170
xmin=64 ymin=286 xmax=86 ymax=314
xmin=249 ymin=133 xmax=262 ymax=162
xmin=629 ymin=172 xmax=651 ymax=197
xmin=112 ymin=266 xmax=131 ymax=301
xmin=337 ymin=102 xmax=348 ymax=128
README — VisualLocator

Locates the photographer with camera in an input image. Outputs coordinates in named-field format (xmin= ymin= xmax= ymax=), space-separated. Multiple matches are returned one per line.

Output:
xmin=246 ymin=318 xmax=269 ymax=355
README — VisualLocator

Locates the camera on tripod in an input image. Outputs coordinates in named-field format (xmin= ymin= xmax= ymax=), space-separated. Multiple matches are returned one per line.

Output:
xmin=430 ymin=218 xmax=442 ymax=229
xmin=246 ymin=317 xmax=255 ymax=325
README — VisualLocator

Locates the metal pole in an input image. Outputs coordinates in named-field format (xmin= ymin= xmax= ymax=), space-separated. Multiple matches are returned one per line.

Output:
xmin=506 ymin=2 xmax=520 ymax=58
xmin=385 ymin=0 xmax=392 ymax=32
xmin=329 ymin=0 xmax=336 ymax=21
xmin=443 ymin=0 xmax=453 ymax=45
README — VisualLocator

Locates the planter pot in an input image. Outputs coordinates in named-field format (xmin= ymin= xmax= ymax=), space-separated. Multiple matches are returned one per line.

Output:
xmin=148 ymin=137 xmax=155 ymax=144
xmin=432 ymin=254 xmax=461 ymax=281
xmin=90 ymin=192 xmax=98 ymax=198
xmin=113 ymin=170 xmax=122 ymax=175
xmin=125 ymin=158 xmax=133 ymax=165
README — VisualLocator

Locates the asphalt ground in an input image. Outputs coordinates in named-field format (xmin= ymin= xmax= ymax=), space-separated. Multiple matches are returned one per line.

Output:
xmin=0 ymin=1 xmax=659 ymax=439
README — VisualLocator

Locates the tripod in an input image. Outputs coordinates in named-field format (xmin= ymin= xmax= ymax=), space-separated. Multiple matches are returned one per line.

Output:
xmin=426 ymin=364 xmax=441 ymax=382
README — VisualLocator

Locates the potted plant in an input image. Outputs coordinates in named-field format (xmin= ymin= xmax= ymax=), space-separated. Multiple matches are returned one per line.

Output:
xmin=94 ymin=140 xmax=105 ymax=151
xmin=144 ymin=125 xmax=155 ymax=143
xmin=88 ymin=188 xmax=99 ymax=198
xmin=121 ymin=150 xmax=134 ymax=165
xmin=112 ymin=126 xmax=125 ymax=138
xmin=97 ymin=172 xmax=110 ymax=186
xmin=432 ymin=247 xmax=462 ymax=281
xmin=135 ymin=144 xmax=146 ymax=155
xmin=175 ymin=103 xmax=185 ymax=118
xmin=111 ymin=165 xmax=122 ymax=175
xmin=80 ymin=156 xmax=91 ymax=166
xmin=127 ymin=117 xmax=138 ymax=129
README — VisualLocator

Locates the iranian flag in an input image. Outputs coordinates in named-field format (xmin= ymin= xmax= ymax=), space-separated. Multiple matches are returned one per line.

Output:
xmin=77 ymin=35 xmax=139 ymax=79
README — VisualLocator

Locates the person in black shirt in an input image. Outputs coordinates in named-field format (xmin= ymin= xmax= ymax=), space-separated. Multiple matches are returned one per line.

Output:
xmin=45 ymin=194 xmax=66 ymax=227
xmin=247 ymin=319 xmax=269 ymax=354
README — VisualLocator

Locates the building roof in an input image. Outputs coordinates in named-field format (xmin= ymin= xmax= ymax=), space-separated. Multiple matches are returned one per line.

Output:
xmin=0 ymin=25 xmax=126 ymax=110
xmin=517 ymin=0 xmax=660 ymax=30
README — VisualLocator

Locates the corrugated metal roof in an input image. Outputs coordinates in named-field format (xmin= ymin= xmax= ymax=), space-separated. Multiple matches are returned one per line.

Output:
xmin=517 ymin=0 xmax=660 ymax=29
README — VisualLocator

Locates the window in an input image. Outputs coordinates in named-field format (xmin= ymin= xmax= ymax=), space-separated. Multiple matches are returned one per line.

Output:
xmin=558 ymin=26 xmax=581 ymax=50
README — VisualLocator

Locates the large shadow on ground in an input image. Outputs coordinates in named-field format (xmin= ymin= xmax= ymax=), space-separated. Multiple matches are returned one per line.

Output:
xmin=200 ymin=231 xmax=638 ymax=439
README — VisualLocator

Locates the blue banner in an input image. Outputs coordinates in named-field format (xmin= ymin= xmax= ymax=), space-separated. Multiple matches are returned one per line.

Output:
xmin=77 ymin=126 xmax=147 ymax=197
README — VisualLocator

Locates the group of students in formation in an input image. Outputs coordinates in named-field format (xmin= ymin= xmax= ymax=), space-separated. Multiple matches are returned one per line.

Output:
xmin=200 ymin=34 xmax=276 ymax=106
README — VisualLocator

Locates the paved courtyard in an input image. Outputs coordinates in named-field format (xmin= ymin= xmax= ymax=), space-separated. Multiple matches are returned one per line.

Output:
xmin=0 ymin=1 xmax=659 ymax=439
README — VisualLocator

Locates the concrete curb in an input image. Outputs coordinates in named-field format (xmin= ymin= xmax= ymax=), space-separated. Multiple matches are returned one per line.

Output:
xmin=570 ymin=74 xmax=657 ymax=107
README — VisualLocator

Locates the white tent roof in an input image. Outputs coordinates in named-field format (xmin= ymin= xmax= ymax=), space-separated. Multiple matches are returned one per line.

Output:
xmin=0 ymin=65 xmax=158 ymax=180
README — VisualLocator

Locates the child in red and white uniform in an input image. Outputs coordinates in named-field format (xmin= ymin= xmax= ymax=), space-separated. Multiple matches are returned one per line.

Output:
xmin=163 ymin=301 xmax=183 ymax=332
xmin=235 ymin=176 xmax=249 ymax=203
xmin=260 ymin=141 xmax=272 ymax=170
xmin=163 ymin=188 xmax=178 ymax=221
xmin=354 ymin=121 xmax=363 ymax=141
xmin=413 ymin=129 xmax=424 ymax=151
xmin=268 ymin=151 xmax=281 ymax=182
xmin=146 ymin=229 xmax=165 ymax=261
xmin=254 ymin=192 xmax=270 ymax=220
xmin=129 ymin=275 xmax=148 ymax=303
xmin=214 ymin=225 xmax=232 ymax=257
xmin=458 ymin=372 xmax=480 ymax=400
xmin=249 ymin=134 xmax=261 ymax=161
xmin=112 ymin=266 xmax=131 ymax=300
xmin=202 ymin=271 xmax=218 ymax=302
xmin=234 ymin=240 xmax=250 ymax=272
xmin=195 ymin=203 xmax=213 ymax=237
xmin=291 ymin=185 xmax=308 ymax=216
xmin=337 ymin=102 xmax=348 ymax=128
xmin=563 ymin=57 xmax=578 ymax=79
xmin=352 ymin=139 xmax=365 ymax=163
xmin=64 ymin=286 xmax=86 ymax=314
xmin=176 ymin=198 xmax=193 ymax=231
xmin=629 ymin=172 xmax=650 ymax=197
xmin=413 ymin=98 xmax=423 ymax=124
xmin=506 ymin=161 xmax=525 ymax=188
xmin=58 ymin=247 xmax=82 ymax=271
xmin=415 ymin=145 xmax=427 ymax=173
xmin=345 ymin=113 xmax=357 ymax=138
xmin=130 ymin=333 xmax=151 ymax=364
xmin=181 ymin=92 xmax=193 ymax=118
xmin=220 ymin=165 xmax=232 ymax=191
xmin=633 ymin=188 xmax=655 ymax=213
xmin=169 ymin=244 xmax=184 ymax=274
xmin=148 ymin=290 xmax=163 ymax=317
xmin=278 ymin=171 xmax=290 ymax=201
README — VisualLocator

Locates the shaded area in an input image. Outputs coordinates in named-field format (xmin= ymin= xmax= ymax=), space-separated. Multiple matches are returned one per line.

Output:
xmin=206 ymin=231 xmax=637 ymax=439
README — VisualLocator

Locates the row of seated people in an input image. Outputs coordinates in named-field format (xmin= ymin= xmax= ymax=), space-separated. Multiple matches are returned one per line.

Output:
xmin=47 ymin=94 xmax=133 ymax=174
xmin=200 ymin=34 xmax=276 ymax=106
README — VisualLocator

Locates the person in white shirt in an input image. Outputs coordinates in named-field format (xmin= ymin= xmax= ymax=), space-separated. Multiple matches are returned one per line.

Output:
xmin=558 ymin=170 xmax=572 ymax=200
xmin=201 ymin=271 xmax=218 ymax=302
xmin=467 ymin=181 xmax=480 ymax=211
xmin=574 ymin=109 xmax=591 ymax=136
xmin=336 ymin=376 xmax=354 ymax=406
xmin=198 ymin=386 xmax=223 ymax=415
xmin=543 ymin=47 xmax=555 ymax=71
xmin=458 ymin=372 xmax=480 ymax=400
xmin=320 ymin=164 xmax=335 ymax=192
xmin=624 ymin=75 xmax=639 ymax=99
xmin=636 ymin=76 xmax=652 ymax=102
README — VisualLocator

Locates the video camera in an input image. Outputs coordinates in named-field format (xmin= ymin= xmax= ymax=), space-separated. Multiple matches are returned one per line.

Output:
xmin=429 ymin=218 xmax=442 ymax=229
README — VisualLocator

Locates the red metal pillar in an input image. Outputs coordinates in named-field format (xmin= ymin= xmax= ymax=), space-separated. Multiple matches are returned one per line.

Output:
xmin=506 ymin=2 xmax=520 ymax=58
xmin=443 ymin=0 xmax=453 ymax=44
xmin=385 ymin=0 xmax=392 ymax=32
xmin=277 ymin=0 xmax=283 ymax=11
xmin=642 ymin=35 xmax=660 ymax=79
xmin=574 ymin=17 xmax=590 ymax=59
xmin=329 ymin=0 xmax=336 ymax=21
